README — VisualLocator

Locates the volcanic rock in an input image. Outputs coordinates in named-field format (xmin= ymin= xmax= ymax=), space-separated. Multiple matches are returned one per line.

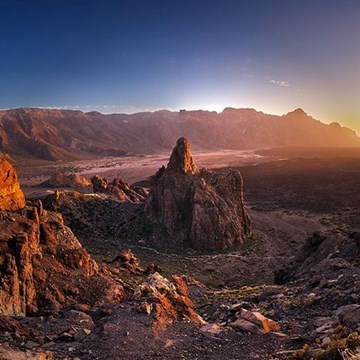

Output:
xmin=0 ymin=203 xmax=100 ymax=316
xmin=0 ymin=343 xmax=52 ymax=360
xmin=109 ymin=249 xmax=144 ymax=274
xmin=91 ymin=175 xmax=146 ymax=202
xmin=134 ymin=272 xmax=204 ymax=333
xmin=145 ymin=137 xmax=251 ymax=250
xmin=39 ymin=172 xmax=92 ymax=191
xmin=0 ymin=162 xmax=128 ymax=317
xmin=0 ymin=159 xmax=25 ymax=211
xmin=1 ymin=107 xmax=359 ymax=162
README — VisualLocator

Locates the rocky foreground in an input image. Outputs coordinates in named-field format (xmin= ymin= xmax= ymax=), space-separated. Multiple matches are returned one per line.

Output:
xmin=1 ymin=140 xmax=360 ymax=359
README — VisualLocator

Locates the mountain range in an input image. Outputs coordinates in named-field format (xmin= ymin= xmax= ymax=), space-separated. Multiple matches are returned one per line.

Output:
xmin=0 ymin=107 xmax=359 ymax=161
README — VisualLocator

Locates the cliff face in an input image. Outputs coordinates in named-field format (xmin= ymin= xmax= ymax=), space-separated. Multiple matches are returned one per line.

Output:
xmin=0 ymin=159 xmax=25 ymax=211
xmin=0 ymin=202 xmax=99 ymax=317
xmin=145 ymin=138 xmax=251 ymax=250
xmin=0 ymin=161 xmax=128 ymax=317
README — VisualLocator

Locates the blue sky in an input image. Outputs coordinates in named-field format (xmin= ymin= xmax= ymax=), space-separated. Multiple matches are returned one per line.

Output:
xmin=1 ymin=0 xmax=360 ymax=130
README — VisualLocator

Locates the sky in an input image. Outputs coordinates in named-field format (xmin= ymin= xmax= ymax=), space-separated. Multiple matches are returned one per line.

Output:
xmin=0 ymin=0 xmax=360 ymax=131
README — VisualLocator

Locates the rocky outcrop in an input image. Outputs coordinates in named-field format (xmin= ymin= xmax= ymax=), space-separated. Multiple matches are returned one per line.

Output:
xmin=135 ymin=272 xmax=204 ymax=333
xmin=91 ymin=175 xmax=146 ymax=202
xmin=145 ymin=138 xmax=251 ymax=250
xmin=39 ymin=172 xmax=92 ymax=191
xmin=0 ymin=159 xmax=25 ymax=211
xmin=0 ymin=162 xmax=128 ymax=317
xmin=0 ymin=202 xmax=100 ymax=316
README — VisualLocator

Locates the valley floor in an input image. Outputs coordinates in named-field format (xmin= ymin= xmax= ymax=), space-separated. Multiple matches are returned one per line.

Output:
xmin=3 ymin=149 xmax=360 ymax=359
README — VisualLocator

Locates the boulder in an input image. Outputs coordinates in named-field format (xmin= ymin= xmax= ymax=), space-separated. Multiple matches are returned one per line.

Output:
xmin=134 ymin=272 xmax=204 ymax=333
xmin=229 ymin=309 xmax=280 ymax=335
xmin=238 ymin=309 xmax=280 ymax=333
xmin=335 ymin=304 xmax=360 ymax=327
xmin=145 ymin=137 xmax=251 ymax=250
xmin=229 ymin=318 xmax=265 ymax=335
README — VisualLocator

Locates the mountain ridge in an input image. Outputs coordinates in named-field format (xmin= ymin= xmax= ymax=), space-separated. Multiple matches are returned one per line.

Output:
xmin=0 ymin=107 xmax=359 ymax=162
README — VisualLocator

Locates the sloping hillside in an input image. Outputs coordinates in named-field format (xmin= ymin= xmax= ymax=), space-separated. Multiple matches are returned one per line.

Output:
xmin=0 ymin=107 xmax=358 ymax=161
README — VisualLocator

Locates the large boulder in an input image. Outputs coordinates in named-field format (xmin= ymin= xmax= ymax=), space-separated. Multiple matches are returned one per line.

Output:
xmin=145 ymin=137 xmax=251 ymax=250
xmin=0 ymin=159 xmax=25 ymax=211
xmin=134 ymin=272 xmax=204 ymax=333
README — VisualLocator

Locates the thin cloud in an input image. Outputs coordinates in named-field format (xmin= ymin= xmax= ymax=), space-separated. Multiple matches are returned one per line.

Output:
xmin=269 ymin=79 xmax=290 ymax=87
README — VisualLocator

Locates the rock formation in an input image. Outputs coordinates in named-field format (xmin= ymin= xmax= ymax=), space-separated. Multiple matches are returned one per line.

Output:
xmin=0 ymin=159 xmax=25 ymax=211
xmin=39 ymin=172 xmax=92 ymax=191
xmin=135 ymin=272 xmax=204 ymax=333
xmin=0 ymin=162 xmax=126 ymax=317
xmin=145 ymin=137 xmax=251 ymax=250
xmin=0 ymin=201 xmax=101 ymax=316
xmin=91 ymin=175 xmax=146 ymax=202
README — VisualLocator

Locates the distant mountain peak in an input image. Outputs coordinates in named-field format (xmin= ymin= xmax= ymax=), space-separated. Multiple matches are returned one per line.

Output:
xmin=0 ymin=107 xmax=359 ymax=162
xmin=286 ymin=108 xmax=308 ymax=116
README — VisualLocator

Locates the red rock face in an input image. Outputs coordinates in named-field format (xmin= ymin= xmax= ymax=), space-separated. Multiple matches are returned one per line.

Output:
xmin=167 ymin=137 xmax=198 ymax=174
xmin=0 ymin=159 xmax=25 ymax=211
xmin=145 ymin=138 xmax=251 ymax=251
xmin=135 ymin=272 xmax=204 ymax=333
xmin=0 ymin=205 xmax=100 ymax=316
xmin=0 ymin=161 xmax=129 ymax=317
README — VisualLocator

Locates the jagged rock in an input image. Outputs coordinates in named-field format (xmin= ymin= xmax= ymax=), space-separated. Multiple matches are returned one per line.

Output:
xmin=0 ymin=207 xmax=99 ymax=316
xmin=145 ymin=137 xmax=251 ymax=250
xmin=137 ymin=301 xmax=153 ymax=315
xmin=238 ymin=309 xmax=280 ymax=333
xmin=167 ymin=137 xmax=198 ymax=174
xmin=91 ymin=175 xmax=146 ymax=202
xmin=0 ymin=159 xmax=25 ymax=211
xmin=39 ymin=172 xmax=92 ymax=191
xmin=109 ymin=249 xmax=144 ymax=274
xmin=229 ymin=309 xmax=280 ymax=335
xmin=134 ymin=272 xmax=204 ymax=333
xmin=0 ymin=161 xmax=127 ymax=317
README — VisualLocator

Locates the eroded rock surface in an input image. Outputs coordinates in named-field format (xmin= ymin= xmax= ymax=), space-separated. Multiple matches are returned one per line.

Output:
xmin=91 ymin=175 xmax=146 ymax=202
xmin=0 ymin=163 xmax=127 ymax=317
xmin=39 ymin=172 xmax=92 ymax=191
xmin=0 ymin=202 xmax=107 ymax=317
xmin=145 ymin=137 xmax=251 ymax=250
xmin=135 ymin=272 xmax=204 ymax=333
xmin=0 ymin=159 xmax=25 ymax=211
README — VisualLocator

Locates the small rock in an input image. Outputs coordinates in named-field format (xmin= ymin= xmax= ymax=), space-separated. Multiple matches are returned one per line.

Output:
xmin=73 ymin=328 xmax=91 ymax=341
xmin=229 ymin=318 xmax=265 ymax=335
xmin=200 ymin=323 xmax=224 ymax=338
xmin=25 ymin=340 xmax=40 ymax=349
xmin=335 ymin=304 xmax=360 ymax=327
xmin=137 ymin=301 xmax=153 ymax=315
